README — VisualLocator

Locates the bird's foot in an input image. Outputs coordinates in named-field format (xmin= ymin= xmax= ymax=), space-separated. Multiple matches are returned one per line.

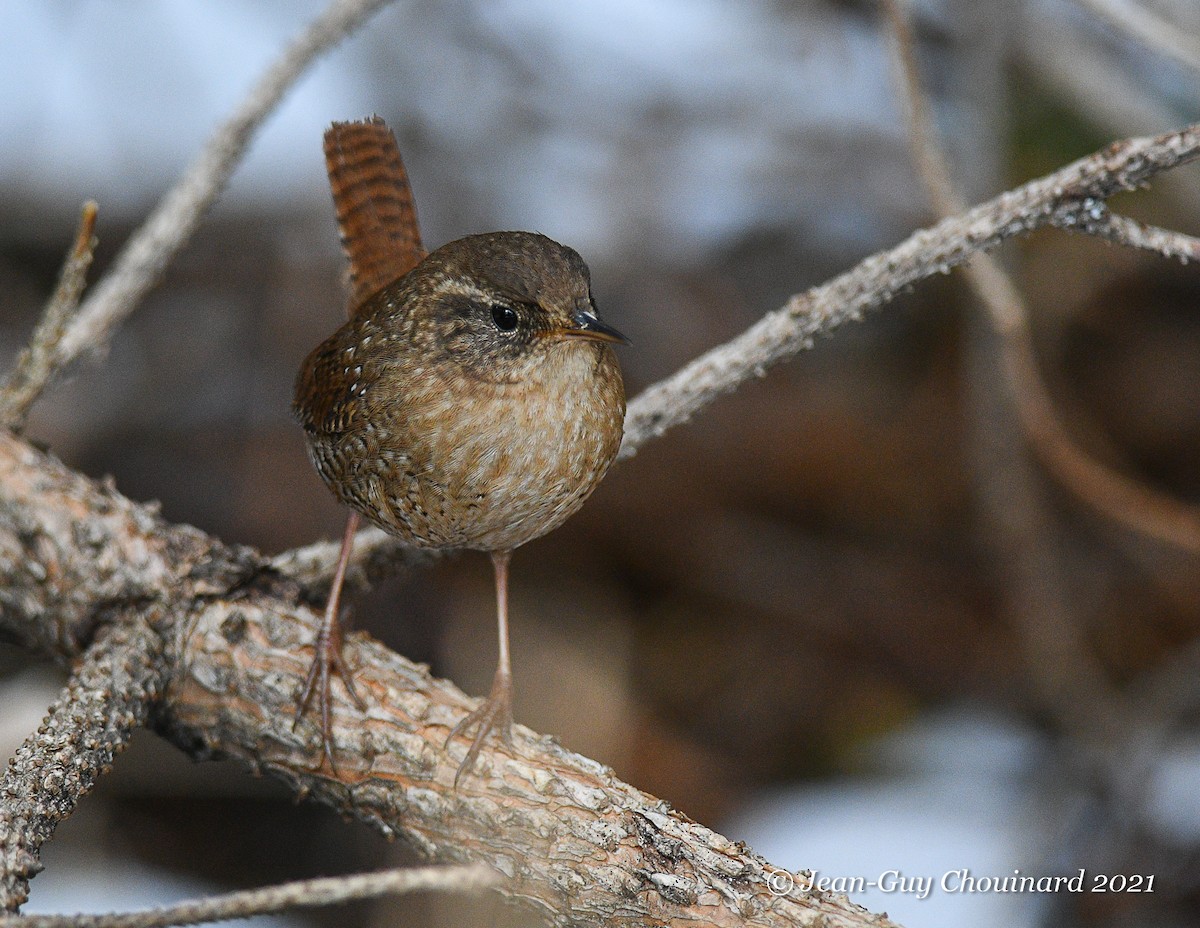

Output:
xmin=446 ymin=668 xmax=514 ymax=787
xmin=293 ymin=611 xmax=366 ymax=775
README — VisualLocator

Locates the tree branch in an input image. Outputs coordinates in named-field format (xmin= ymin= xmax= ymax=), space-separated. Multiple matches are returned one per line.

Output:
xmin=0 ymin=615 xmax=165 ymax=912
xmin=0 ymin=202 xmax=98 ymax=431
xmin=887 ymin=0 xmax=1200 ymax=559
xmin=41 ymin=0 xmax=396 ymax=398
xmin=268 ymin=524 xmax=435 ymax=597
xmin=1050 ymin=201 xmax=1200 ymax=263
xmin=1 ymin=864 xmax=496 ymax=928
xmin=615 ymin=122 xmax=1200 ymax=462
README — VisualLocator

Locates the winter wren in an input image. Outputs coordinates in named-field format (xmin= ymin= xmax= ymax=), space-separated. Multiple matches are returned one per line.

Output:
xmin=293 ymin=123 xmax=626 ymax=782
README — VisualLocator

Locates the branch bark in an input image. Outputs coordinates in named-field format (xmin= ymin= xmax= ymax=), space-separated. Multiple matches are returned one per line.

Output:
xmin=0 ymin=614 xmax=164 ymax=911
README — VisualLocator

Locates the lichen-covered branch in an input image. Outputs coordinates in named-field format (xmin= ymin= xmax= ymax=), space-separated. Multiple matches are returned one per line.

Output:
xmin=1051 ymin=204 xmax=1200 ymax=264
xmin=0 ymin=615 xmax=164 ymax=911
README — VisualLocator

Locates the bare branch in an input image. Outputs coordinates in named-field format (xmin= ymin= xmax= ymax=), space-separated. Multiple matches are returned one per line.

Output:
xmin=33 ymin=0 xmax=396 ymax=409
xmin=2 ymin=864 xmax=496 ymax=928
xmin=0 ymin=202 xmax=99 ymax=431
xmin=0 ymin=615 xmax=164 ymax=912
xmin=268 ymin=524 xmax=436 ymax=596
xmin=616 ymin=119 xmax=1200 ymax=462
xmin=0 ymin=433 xmax=897 ymax=928
xmin=1051 ymin=200 xmax=1200 ymax=262
xmin=1075 ymin=0 xmax=1200 ymax=76
xmin=887 ymin=0 xmax=1200 ymax=559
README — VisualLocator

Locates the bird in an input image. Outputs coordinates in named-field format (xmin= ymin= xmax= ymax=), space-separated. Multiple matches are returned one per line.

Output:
xmin=292 ymin=117 xmax=627 ymax=783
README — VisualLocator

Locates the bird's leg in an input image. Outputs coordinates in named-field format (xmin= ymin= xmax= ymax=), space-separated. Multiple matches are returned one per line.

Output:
xmin=447 ymin=549 xmax=515 ymax=785
xmin=293 ymin=511 xmax=366 ymax=773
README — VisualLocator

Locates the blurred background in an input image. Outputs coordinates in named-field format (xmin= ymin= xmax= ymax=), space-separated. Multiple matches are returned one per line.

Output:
xmin=2 ymin=1 xmax=1200 ymax=926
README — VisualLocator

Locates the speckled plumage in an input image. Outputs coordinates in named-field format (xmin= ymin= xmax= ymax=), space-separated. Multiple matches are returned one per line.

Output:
xmin=294 ymin=231 xmax=626 ymax=555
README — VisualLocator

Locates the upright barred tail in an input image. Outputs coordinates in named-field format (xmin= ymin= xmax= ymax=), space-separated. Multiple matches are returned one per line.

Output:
xmin=324 ymin=116 xmax=428 ymax=314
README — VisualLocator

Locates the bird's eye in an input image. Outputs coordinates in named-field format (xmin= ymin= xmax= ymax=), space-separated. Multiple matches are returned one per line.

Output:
xmin=490 ymin=304 xmax=519 ymax=331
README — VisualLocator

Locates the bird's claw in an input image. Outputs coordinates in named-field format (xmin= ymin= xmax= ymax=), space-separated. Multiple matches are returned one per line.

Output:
xmin=446 ymin=669 xmax=514 ymax=787
xmin=293 ymin=612 xmax=365 ymax=775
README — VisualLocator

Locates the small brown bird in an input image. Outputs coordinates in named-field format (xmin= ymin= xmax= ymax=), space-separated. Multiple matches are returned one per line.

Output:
xmin=294 ymin=119 xmax=626 ymax=782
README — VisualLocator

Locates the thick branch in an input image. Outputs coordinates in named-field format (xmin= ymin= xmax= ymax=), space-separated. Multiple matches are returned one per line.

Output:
xmin=166 ymin=601 xmax=889 ymax=928
xmin=0 ymin=434 xmax=257 ymax=657
xmin=0 ymin=615 xmax=164 ymax=912
xmin=0 ymin=434 xmax=895 ymax=928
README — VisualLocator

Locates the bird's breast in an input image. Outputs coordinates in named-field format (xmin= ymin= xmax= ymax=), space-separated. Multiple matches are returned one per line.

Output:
xmin=313 ymin=343 xmax=624 ymax=552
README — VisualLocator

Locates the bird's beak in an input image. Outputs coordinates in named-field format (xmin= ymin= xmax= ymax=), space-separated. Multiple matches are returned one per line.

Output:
xmin=559 ymin=303 xmax=629 ymax=345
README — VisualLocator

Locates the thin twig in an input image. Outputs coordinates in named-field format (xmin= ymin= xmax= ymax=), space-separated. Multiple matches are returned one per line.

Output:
xmin=883 ymin=4 xmax=961 ymax=217
xmin=268 ymin=524 xmax=437 ymax=592
xmin=1 ymin=865 xmax=496 ymax=928
xmin=1075 ymin=0 xmax=1200 ymax=76
xmin=0 ymin=202 xmax=98 ymax=431
xmin=39 ymin=0 xmax=396 ymax=405
xmin=1051 ymin=200 xmax=1200 ymax=262
xmin=0 ymin=616 xmax=165 ymax=912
